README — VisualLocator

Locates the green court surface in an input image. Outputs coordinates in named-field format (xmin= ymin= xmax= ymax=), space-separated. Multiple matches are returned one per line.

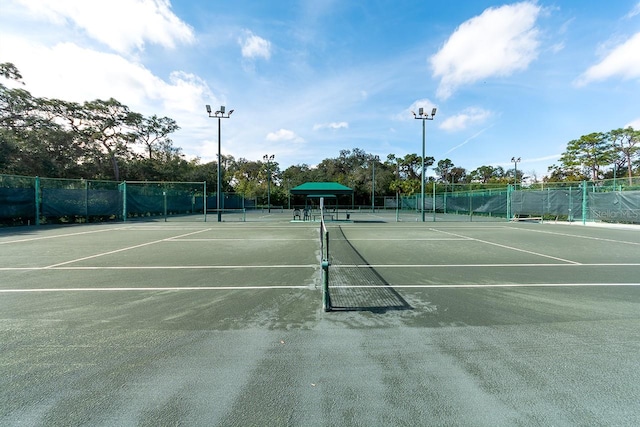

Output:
xmin=1 ymin=211 xmax=639 ymax=426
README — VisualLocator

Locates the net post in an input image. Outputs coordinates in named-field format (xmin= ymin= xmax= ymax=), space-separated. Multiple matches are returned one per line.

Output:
xmin=322 ymin=257 xmax=330 ymax=312
xmin=320 ymin=196 xmax=331 ymax=311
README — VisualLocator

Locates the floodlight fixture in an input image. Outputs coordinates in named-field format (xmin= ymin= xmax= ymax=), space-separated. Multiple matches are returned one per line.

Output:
xmin=206 ymin=105 xmax=212 ymax=114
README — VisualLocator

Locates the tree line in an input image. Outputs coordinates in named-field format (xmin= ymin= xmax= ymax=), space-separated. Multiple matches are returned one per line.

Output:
xmin=2 ymin=62 xmax=639 ymax=207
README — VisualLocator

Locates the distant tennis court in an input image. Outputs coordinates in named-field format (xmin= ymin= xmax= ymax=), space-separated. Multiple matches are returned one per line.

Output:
xmin=1 ymin=212 xmax=639 ymax=425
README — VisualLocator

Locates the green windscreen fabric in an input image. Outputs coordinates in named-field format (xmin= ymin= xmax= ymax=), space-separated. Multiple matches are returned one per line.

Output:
xmin=590 ymin=191 xmax=640 ymax=223
xmin=0 ymin=188 xmax=34 ymax=218
xmin=0 ymin=175 xmax=35 ymax=220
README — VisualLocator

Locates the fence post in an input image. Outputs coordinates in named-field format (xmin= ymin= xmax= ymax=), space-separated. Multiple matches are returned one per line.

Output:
xmin=84 ymin=179 xmax=89 ymax=223
xmin=433 ymin=182 xmax=437 ymax=222
xmin=163 ymin=188 xmax=167 ymax=222
xmin=582 ymin=180 xmax=587 ymax=224
xmin=203 ymin=181 xmax=207 ymax=222
xmin=506 ymin=184 xmax=511 ymax=220
xmin=34 ymin=176 xmax=40 ymax=226
xmin=120 ymin=181 xmax=127 ymax=222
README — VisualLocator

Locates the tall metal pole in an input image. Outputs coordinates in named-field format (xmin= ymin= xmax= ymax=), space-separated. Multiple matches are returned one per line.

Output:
xmin=421 ymin=117 xmax=425 ymax=222
xmin=511 ymin=157 xmax=521 ymax=190
xmin=263 ymin=154 xmax=274 ymax=212
xmin=371 ymin=156 xmax=378 ymax=212
xmin=413 ymin=107 xmax=436 ymax=222
xmin=206 ymin=105 xmax=234 ymax=222
xmin=217 ymin=116 xmax=222 ymax=222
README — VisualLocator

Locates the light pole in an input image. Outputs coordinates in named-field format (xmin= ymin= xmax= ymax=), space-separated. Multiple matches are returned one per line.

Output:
xmin=206 ymin=105 xmax=234 ymax=222
xmin=413 ymin=107 xmax=437 ymax=222
xmin=263 ymin=154 xmax=274 ymax=212
xmin=511 ymin=157 xmax=521 ymax=189
xmin=371 ymin=155 xmax=379 ymax=212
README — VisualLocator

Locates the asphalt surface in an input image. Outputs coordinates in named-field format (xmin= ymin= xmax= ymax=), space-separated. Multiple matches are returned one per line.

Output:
xmin=1 ymin=214 xmax=639 ymax=426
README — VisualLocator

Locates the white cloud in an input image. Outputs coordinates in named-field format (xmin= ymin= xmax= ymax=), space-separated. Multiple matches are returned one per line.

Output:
xmin=313 ymin=122 xmax=349 ymax=131
xmin=625 ymin=118 xmax=640 ymax=129
xmin=14 ymin=0 xmax=194 ymax=54
xmin=430 ymin=1 xmax=542 ymax=99
xmin=549 ymin=41 xmax=565 ymax=54
xmin=239 ymin=30 xmax=272 ymax=60
xmin=626 ymin=2 xmax=640 ymax=19
xmin=266 ymin=129 xmax=304 ymax=143
xmin=440 ymin=107 xmax=492 ymax=131
xmin=444 ymin=126 xmax=493 ymax=154
xmin=0 ymin=36 xmax=212 ymax=113
xmin=574 ymin=32 xmax=640 ymax=86
xmin=0 ymin=34 xmax=221 ymax=162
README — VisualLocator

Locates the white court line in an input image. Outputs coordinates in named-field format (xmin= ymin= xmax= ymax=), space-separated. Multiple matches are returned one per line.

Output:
xmin=172 ymin=238 xmax=316 ymax=242
xmin=333 ymin=238 xmax=469 ymax=241
xmin=43 ymin=228 xmax=212 ymax=269
xmin=172 ymin=238 xmax=465 ymax=242
xmin=2 ymin=283 xmax=639 ymax=293
xmin=512 ymin=227 xmax=640 ymax=246
xmin=0 ymin=285 xmax=309 ymax=293
xmin=329 ymin=283 xmax=640 ymax=288
xmin=333 ymin=263 xmax=640 ymax=268
xmin=336 ymin=225 xmax=511 ymax=229
xmin=431 ymin=228 xmax=582 ymax=265
xmin=0 ymin=265 xmax=316 ymax=271
xmin=119 ymin=227 xmax=211 ymax=231
xmin=3 ymin=262 xmax=639 ymax=272
xmin=0 ymin=227 xmax=127 ymax=245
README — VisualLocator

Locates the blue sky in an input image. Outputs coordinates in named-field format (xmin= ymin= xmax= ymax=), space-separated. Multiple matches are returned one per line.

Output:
xmin=1 ymin=0 xmax=639 ymax=180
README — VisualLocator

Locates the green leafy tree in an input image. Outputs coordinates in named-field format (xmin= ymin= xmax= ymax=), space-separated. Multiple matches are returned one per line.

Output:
xmin=434 ymin=158 xmax=454 ymax=183
xmin=232 ymin=158 xmax=265 ymax=199
xmin=79 ymin=98 xmax=140 ymax=180
xmin=563 ymin=132 xmax=614 ymax=181
xmin=134 ymin=114 xmax=180 ymax=160
xmin=450 ymin=166 xmax=468 ymax=183
xmin=608 ymin=127 xmax=639 ymax=185
xmin=469 ymin=165 xmax=495 ymax=183
xmin=281 ymin=164 xmax=314 ymax=188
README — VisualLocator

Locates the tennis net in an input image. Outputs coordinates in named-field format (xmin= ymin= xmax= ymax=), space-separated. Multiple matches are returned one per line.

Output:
xmin=327 ymin=225 xmax=411 ymax=312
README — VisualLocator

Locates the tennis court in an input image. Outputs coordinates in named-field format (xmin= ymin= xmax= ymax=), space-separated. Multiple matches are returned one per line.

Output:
xmin=1 ymin=211 xmax=639 ymax=425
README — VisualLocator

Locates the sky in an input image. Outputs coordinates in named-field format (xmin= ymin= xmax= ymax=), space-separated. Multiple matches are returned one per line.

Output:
xmin=1 ymin=0 xmax=639 ymax=180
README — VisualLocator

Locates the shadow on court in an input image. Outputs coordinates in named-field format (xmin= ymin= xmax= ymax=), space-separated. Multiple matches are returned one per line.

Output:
xmin=328 ymin=226 xmax=412 ymax=313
